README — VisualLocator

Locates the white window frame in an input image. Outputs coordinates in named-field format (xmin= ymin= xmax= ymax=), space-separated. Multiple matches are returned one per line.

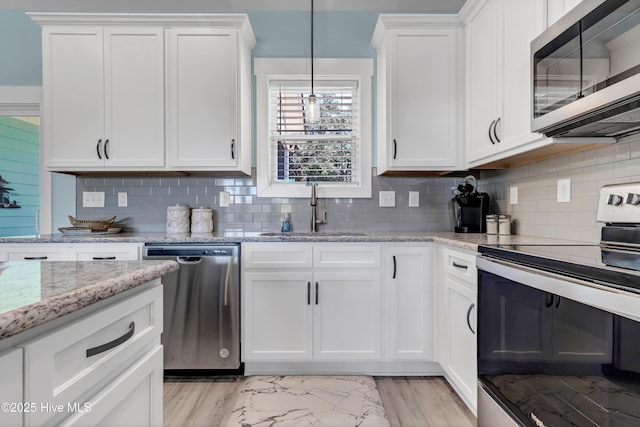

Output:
xmin=255 ymin=58 xmax=373 ymax=198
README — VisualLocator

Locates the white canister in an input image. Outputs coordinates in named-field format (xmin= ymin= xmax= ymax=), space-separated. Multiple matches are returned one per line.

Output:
xmin=167 ymin=204 xmax=190 ymax=234
xmin=498 ymin=214 xmax=511 ymax=235
xmin=486 ymin=214 xmax=498 ymax=235
xmin=191 ymin=208 xmax=213 ymax=233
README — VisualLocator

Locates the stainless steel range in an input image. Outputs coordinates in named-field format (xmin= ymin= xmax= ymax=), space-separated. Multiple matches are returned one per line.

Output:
xmin=476 ymin=182 xmax=640 ymax=426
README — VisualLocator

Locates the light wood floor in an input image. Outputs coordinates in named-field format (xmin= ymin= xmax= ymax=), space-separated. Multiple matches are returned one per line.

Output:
xmin=163 ymin=376 xmax=476 ymax=427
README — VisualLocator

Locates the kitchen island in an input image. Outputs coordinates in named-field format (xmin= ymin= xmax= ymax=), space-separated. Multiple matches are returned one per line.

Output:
xmin=0 ymin=259 xmax=178 ymax=426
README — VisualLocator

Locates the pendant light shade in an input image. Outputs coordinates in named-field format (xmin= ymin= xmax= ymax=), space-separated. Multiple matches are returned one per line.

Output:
xmin=307 ymin=0 xmax=319 ymax=122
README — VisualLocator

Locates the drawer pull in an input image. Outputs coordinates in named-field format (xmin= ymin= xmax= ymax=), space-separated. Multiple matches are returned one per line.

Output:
xmin=24 ymin=256 xmax=48 ymax=260
xmin=392 ymin=255 xmax=397 ymax=279
xmin=86 ymin=321 xmax=135 ymax=358
xmin=452 ymin=261 xmax=468 ymax=270
xmin=92 ymin=256 xmax=116 ymax=260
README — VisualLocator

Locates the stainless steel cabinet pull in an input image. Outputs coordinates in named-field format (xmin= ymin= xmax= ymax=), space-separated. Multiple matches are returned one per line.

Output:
xmin=488 ymin=121 xmax=496 ymax=145
xmin=545 ymin=293 xmax=554 ymax=308
xmin=104 ymin=139 xmax=110 ymax=159
xmin=494 ymin=118 xmax=501 ymax=143
xmin=315 ymin=282 xmax=319 ymax=305
xmin=231 ymin=139 xmax=235 ymax=160
xmin=393 ymin=139 xmax=397 ymax=159
xmin=96 ymin=139 xmax=103 ymax=159
xmin=452 ymin=261 xmax=468 ymax=270
xmin=24 ymin=256 xmax=47 ymax=260
xmin=466 ymin=303 xmax=475 ymax=334
xmin=392 ymin=255 xmax=397 ymax=279
xmin=92 ymin=256 xmax=116 ymax=260
xmin=307 ymin=282 xmax=311 ymax=305
xmin=86 ymin=322 xmax=135 ymax=357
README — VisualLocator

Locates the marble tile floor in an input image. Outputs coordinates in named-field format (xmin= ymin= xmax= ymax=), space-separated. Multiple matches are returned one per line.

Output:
xmin=163 ymin=376 xmax=476 ymax=427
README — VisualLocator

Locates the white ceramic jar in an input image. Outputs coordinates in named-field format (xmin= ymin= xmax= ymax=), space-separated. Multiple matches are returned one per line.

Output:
xmin=498 ymin=214 xmax=511 ymax=235
xmin=191 ymin=208 xmax=213 ymax=233
xmin=166 ymin=204 xmax=190 ymax=234
xmin=486 ymin=214 xmax=498 ymax=235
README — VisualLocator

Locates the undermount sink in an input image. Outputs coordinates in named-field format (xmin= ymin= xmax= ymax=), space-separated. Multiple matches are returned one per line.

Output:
xmin=259 ymin=232 xmax=367 ymax=237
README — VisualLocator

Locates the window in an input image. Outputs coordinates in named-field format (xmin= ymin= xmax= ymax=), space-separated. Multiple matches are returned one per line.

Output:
xmin=255 ymin=59 xmax=372 ymax=198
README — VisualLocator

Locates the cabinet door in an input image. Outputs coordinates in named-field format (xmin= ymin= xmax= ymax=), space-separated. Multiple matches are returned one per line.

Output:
xmin=166 ymin=29 xmax=239 ymax=169
xmin=42 ymin=26 xmax=105 ymax=168
xmin=388 ymin=246 xmax=432 ymax=360
xmin=0 ymin=348 xmax=22 ymax=427
xmin=443 ymin=276 xmax=477 ymax=406
xmin=465 ymin=0 xmax=501 ymax=164
xmin=313 ymin=272 xmax=381 ymax=360
xmin=103 ymin=28 xmax=165 ymax=167
xmin=60 ymin=345 xmax=163 ymax=427
xmin=499 ymin=0 xmax=546 ymax=150
xmin=243 ymin=272 xmax=313 ymax=360
xmin=387 ymin=29 xmax=459 ymax=170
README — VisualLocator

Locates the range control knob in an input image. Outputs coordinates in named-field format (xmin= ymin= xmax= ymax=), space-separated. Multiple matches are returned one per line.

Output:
xmin=625 ymin=193 xmax=640 ymax=206
xmin=607 ymin=194 xmax=624 ymax=206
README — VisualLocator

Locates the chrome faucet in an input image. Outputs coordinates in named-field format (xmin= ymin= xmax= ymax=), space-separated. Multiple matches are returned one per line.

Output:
xmin=310 ymin=183 xmax=326 ymax=232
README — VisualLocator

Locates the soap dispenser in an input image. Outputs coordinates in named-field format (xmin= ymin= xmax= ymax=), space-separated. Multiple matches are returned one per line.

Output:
xmin=281 ymin=213 xmax=291 ymax=233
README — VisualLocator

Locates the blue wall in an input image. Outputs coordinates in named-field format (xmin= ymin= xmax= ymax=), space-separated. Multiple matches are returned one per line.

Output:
xmin=0 ymin=12 xmax=42 ymax=85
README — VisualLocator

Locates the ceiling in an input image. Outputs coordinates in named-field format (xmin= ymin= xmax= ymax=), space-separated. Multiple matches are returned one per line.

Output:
xmin=0 ymin=0 xmax=467 ymax=13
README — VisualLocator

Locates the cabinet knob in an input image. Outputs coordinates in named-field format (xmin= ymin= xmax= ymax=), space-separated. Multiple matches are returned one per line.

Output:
xmin=493 ymin=117 xmax=501 ymax=143
xmin=104 ymin=139 xmax=110 ymax=160
xmin=96 ymin=139 xmax=103 ymax=160
xmin=488 ymin=121 xmax=496 ymax=145
xmin=393 ymin=139 xmax=397 ymax=159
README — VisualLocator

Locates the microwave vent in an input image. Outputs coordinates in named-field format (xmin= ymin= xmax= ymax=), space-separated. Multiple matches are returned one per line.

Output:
xmin=600 ymin=107 xmax=640 ymax=123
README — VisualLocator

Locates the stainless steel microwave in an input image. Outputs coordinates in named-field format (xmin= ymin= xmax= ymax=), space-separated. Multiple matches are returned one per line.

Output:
xmin=531 ymin=0 xmax=640 ymax=138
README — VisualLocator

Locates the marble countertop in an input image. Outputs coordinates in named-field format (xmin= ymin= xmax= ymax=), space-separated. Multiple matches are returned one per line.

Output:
xmin=0 ymin=260 xmax=178 ymax=340
xmin=0 ymin=231 xmax=585 ymax=252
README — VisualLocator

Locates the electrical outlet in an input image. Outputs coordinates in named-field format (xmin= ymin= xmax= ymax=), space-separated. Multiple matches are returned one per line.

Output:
xmin=118 ymin=192 xmax=128 ymax=207
xmin=82 ymin=191 xmax=105 ymax=207
xmin=219 ymin=191 xmax=231 ymax=208
xmin=509 ymin=187 xmax=518 ymax=205
xmin=557 ymin=178 xmax=571 ymax=203
xmin=409 ymin=191 xmax=420 ymax=207
xmin=379 ymin=191 xmax=396 ymax=207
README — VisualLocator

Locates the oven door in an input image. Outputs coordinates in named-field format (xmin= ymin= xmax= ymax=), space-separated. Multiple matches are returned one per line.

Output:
xmin=476 ymin=256 xmax=640 ymax=427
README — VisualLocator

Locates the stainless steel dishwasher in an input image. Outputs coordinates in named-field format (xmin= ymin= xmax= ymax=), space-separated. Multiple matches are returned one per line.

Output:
xmin=142 ymin=244 xmax=240 ymax=371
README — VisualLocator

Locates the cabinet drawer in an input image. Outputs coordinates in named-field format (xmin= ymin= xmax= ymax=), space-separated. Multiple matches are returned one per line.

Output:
xmin=313 ymin=245 xmax=381 ymax=269
xmin=69 ymin=243 xmax=141 ymax=261
xmin=442 ymin=247 xmax=477 ymax=285
xmin=2 ymin=243 xmax=69 ymax=261
xmin=243 ymin=243 xmax=313 ymax=269
xmin=22 ymin=286 xmax=162 ymax=426
xmin=0 ymin=348 xmax=22 ymax=427
xmin=60 ymin=345 xmax=163 ymax=427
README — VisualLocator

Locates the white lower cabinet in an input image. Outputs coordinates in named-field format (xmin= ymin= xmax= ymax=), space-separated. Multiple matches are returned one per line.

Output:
xmin=386 ymin=245 xmax=433 ymax=360
xmin=10 ymin=283 xmax=163 ymax=427
xmin=438 ymin=246 xmax=478 ymax=414
xmin=0 ymin=243 xmax=142 ymax=261
xmin=242 ymin=243 xmax=382 ymax=362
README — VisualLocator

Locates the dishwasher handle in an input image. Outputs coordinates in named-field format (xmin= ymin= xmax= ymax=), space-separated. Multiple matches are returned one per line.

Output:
xmin=177 ymin=256 xmax=203 ymax=264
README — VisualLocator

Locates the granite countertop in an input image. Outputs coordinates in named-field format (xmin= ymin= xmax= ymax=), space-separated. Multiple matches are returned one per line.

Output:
xmin=0 ymin=231 xmax=585 ymax=252
xmin=0 ymin=260 xmax=178 ymax=340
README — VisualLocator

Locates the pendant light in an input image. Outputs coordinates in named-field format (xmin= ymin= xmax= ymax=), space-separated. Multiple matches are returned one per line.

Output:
xmin=307 ymin=0 xmax=320 ymax=122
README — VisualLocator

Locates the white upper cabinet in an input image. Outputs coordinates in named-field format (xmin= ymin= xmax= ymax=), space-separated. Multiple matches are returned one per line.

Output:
xmin=30 ymin=13 xmax=255 ymax=174
xmin=462 ymin=0 xmax=550 ymax=168
xmin=166 ymin=21 xmax=254 ymax=174
xmin=38 ymin=23 xmax=165 ymax=170
xmin=372 ymin=15 xmax=463 ymax=173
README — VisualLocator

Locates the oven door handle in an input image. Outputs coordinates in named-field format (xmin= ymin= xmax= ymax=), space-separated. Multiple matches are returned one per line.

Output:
xmin=466 ymin=303 xmax=475 ymax=334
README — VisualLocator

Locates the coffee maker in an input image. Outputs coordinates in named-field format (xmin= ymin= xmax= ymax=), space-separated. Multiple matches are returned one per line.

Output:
xmin=452 ymin=176 xmax=490 ymax=233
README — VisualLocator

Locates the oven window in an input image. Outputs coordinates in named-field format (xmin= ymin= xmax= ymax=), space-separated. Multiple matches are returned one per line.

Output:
xmin=533 ymin=0 xmax=640 ymax=118
xmin=478 ymin=270 xmax=640 ymax=426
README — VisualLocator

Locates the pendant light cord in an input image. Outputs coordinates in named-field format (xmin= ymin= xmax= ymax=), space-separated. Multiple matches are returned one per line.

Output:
xmin=311 ymin=0 xmax=314 ymax=95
